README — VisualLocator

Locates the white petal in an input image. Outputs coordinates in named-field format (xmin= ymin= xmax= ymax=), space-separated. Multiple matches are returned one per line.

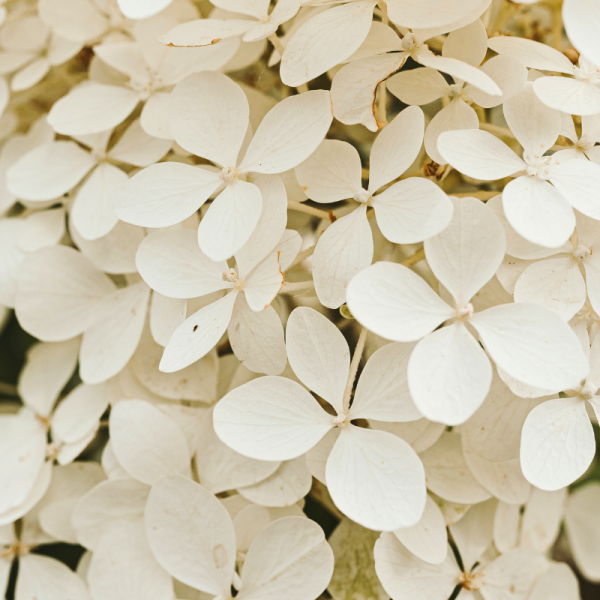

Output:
xmin=347 ymin=262 xmax=454 ymax=342
xmin=0 ymin=460 xmax=52 ymax=526
xmin=133 ymin=328 xmax=218 ymax=402
xmin=487 ymin=195 xmax=566 ymax=260
xmin=565 ymin=482 xmax=600 ymax=582
xmin=72 ymin=478 xmax=150 ymax=550
xmin=350 ymin=341 xmax=421 ymax=422
xmin=481 ymin=548 xmax=548 ymax=600
xmin=528 ymin=564 xmax=580 ymax=600
xmin=514 ymin=257 xmax=585 ymax=321
xmin=199 ymin=180 xmax=263 ymax=261
xmin=331 ymin=53 xmax=405 ymax=132
xmin=503 ymin=81 xmax=561 ymax=156
xmin=438 ymin=129 xmax=525 ymax=180
xmin=117 ymin=0 xmax=173 ymax=19
xmin=47 ymin=83 xmax=139 ymax=135
xmin=585 ymin=252 xmax=600 ymax=316
xmin=108 ymin=119 xmax=171 ymax=167
xmin=502 ymin=176 xmax=575 ymax=248
xmin=442 ymin=20 xmax=487 ymax=66
xmin=563 ymin=0 xmax=600 ymax=64
xmin=462 ymin=438 xmax=531 ymax=505
xmin=114 ymin=162 xmax=221 ymax=228
xmin=534 ymin=76 xmax=600 ymax=116
xmin=393 ymin=495 xmax=448 ymax=565
xmin=88 ymin=520 xmax=173 ymax=600
xmin=79 ymin=282 xmax=150 ymax=384
xmin=160 ymin=291 xmax=238 ymax=373
xmin=549 ymin=158 xmax=600 ymax=221
xmin=420 ymin=432 xmax=491 ymax=504
xmin=521 ymin=397 xmax=594 ymax=490
xmin=374 ymin=532 xmax=459 ymax=600
xmin=234 ymin=174 xmax=288 ymax=278
xmin=214 ymin=375 xmax=333 ymax=461
xmin=145 ymin=475 xmax=236 ymax=597
xmin=17 ymin=554 xmax=91 ymax=600
xmin=38 ymin=0 xmax=108 ymax=44
xmin=280 ymin=1 xmax=376 ymax=87
xmin=243 ymin=252 xmax=284 ymax=311
xmin=416 ymin=49 xmax=501 ymax=96
xmin=326 ymin=426 xmax=426 ymax=531
xmin=238 ymin=457 xmax=312 ymax=508
xmin=169 ymin=71 xmax=248 ymax=167
xmin=408 ymin=323 xmax=492 ymax=426
xmin=7 ymin=141 xmax=95 ymax=201
xmin=313 ymin=205 xmax=373 ymax=309
xmin=487 ymin=36 xmax=574 ymax=74
xmin=387 ymin=67 xmax=449 ymax=105
xmin=470 ymin=303 xmax=589 ymax=391
xmin=109 ymin=399 xmax=191 ymax=485
xmin=425 ymin=98 xmax=479 ymax=165
xmin=294 ymin=139 xmax=362 ymax=203
xmin=425 ymin=196 xmax=506 ymax=307
xmin=387 ymin=0 xmax=490 ymax=30
xmin=463 ymin=374 xmax=543 ymax=461
xmin=373 ymin=179 xmax=453 ymax=245
xmin=52 ymin=383 xmax=108 ymax=444
xmin=369 ymin=105 xmax=425 ymax=192
xmin=73 ymin=221 xmax=144 ymax=275
xmin=0 ymin=414 xmax=47 ymax=513
xmin=195 ymin=407 xmax=279 ymax=494
xmin=229 ymin=297 xmax=286 ymax=375
xmin=449 ymin=499 xmax=495 ymax=571
xmin=136 ymin=229 xmax=228 ymax=299
xmin=239 ymin=516 xmax=333 ymax=600
xmin=465 ymin=55 xmax=528 ymax=109
xmin=19 ymin=339 xmax=80 ymax=417
xmin=286 ymin=306 xmax=349 ymax=414
xmin=520 ymin=487 xmax=566 ymax=552
xmin=15 ymin=246 xmax=114 ymax=341
xmin=305 ymin=428 xmax=339 ymax=485
xmin=71 ymin=162 xmax=126 ymax=240
xmin=159 ymin=18 xmax=252 ymax=47
xmin=239 ymin=90 xmax=333 ymax=174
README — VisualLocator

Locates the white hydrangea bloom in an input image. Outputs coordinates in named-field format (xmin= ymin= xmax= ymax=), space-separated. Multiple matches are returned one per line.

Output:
xmin=347 ymin=196 xmax=589 ymax=425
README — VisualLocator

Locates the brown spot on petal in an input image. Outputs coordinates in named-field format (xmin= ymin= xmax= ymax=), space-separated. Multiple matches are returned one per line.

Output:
xmin=213 ymin=544 xmax=228 ymax=569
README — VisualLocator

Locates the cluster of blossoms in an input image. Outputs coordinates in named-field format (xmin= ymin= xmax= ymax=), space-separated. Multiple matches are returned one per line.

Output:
xmin=2 ymin=0 xmax=600 ymax=599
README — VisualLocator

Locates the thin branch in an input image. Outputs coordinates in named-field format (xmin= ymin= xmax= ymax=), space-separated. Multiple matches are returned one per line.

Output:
xmin=342 ymin=327 xmax=368 ymax=413
xmin=288 ymin=200 xmax=331 ymax=219
xmin=267 ymin=33 xmax=285 ymax=57
xmin=401 ymin=247 xmax=425 ymax=268
xmin=281 ymin=280 xmax=315 ymax=293
xmin=0 ymin=381 xmax=18 ymax=396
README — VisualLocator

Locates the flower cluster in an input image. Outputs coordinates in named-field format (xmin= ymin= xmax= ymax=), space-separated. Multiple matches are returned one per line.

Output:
xmin=1 ymin=0 xmax=600 ymax=599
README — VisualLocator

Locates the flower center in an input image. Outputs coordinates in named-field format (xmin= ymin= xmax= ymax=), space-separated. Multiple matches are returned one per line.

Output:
xmin=459 ymin=571 xmax=485 ymax=591
xmin=523 ymin=152 xmax=552 ymax=179
xmin=353 ymin=189 xmax=370 ymax=204
xmin=573 ymin=244 xmax=591 ymax=260
xmin=580 ymin=382 xmax=598 ymax=400
xmin=219 ymin=167 xmax=239 ymax=182
xmin=456 ymin=303 xmax=474 ymax=320
xmin=332 ymin=413 xmax=350 ymax=428
xmin=222 ymin=269 xmax=239 ymax=285
xmin=401 ymin=33 xmax=418 ymax=52
xmin=574 ymin=64 xmax=600 ymax=84
xmin=575 ymin=135 xmax=595 ymax=153
xmin=1 ymin=541 xmax=30 ymax=560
